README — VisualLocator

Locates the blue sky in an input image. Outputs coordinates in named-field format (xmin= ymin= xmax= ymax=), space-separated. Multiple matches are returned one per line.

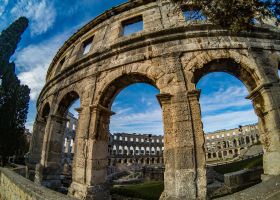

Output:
xmin=0 ymin=0 xmax=258 ymax=134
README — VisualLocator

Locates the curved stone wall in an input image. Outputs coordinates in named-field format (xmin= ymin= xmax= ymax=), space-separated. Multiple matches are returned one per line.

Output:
xmin=28 ymin=0 xmax=280 ymax=199
xmin=0 ymin=168 xmax=75 ymax=200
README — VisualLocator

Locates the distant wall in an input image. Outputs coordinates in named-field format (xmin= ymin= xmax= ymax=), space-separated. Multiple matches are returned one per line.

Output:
xmin=0 ymin=167 xmax=76 ymax=200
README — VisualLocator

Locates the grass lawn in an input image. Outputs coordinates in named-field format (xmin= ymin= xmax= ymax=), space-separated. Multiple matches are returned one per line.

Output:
xmin=110 ymin=181 xmax=164 ymax=200
xmin=213 ymin=155 xmax=263 ymax=174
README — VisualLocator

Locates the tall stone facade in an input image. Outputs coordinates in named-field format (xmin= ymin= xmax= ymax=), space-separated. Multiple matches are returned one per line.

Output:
xmin=28 ymin=0 xmax=280 ymax=199
xmin=62 ymin=121 xmax=261 ymax=169
xmin=109 ymin=133 xmax=164 ymax=166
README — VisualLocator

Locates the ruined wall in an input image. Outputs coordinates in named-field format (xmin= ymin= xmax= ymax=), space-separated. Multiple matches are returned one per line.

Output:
xmin=0 ymin=168 xmax=76 ymax=200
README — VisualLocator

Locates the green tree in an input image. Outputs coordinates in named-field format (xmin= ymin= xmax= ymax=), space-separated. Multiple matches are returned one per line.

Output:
xmin=174 ymin=0 xmax=280 ymax=31
xmin=0 ymin=17 xmax=30 ymax=166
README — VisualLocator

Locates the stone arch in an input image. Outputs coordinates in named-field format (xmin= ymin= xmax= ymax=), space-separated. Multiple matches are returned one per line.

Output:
xmin=97 ymin=72 xmax=159 ymax=109
xmin=119 ymin=146 xmax=123 ymax=155
xmin=55 ymin=91 xmax=80 ymax=117
xmin=192 ymin=58 xmax=259 ymax=91
xmin=135 ymin=146 xmax=140 ymax=155
xmin=129 ymin=146 xmax=134 ymax=155
xmin=246 ymin=136 xmax=250 ymax=144
xmin=241 ymin=137 xmax=245 ymax=145
xmin=124 ymin=146 xmax=129 ymax=155
xmin=41 ymin=102 xmax=50 ymax=122
xmin=27 ymin=101 xmax=52 ymax=180
xmin=251 ymin=135 xmax=255 ymax=143
xmin=183 ymin=50 xmax=262 ymax=91
xmin=185 ymin=51 xmax=280 ymax=177
xmin=146 ymin=146 xmax=150 ymax=155
xmin=233 ymin=139 xmax=238 ymax=147
xmin=35 ymin=90 xmax=81 ymax=190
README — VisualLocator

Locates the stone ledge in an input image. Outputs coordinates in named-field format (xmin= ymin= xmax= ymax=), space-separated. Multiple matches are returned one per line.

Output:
xmin=217 ymin=175 xmax=280 ymax=200
xmin=0 ymin=167 xmax=77 ymax=200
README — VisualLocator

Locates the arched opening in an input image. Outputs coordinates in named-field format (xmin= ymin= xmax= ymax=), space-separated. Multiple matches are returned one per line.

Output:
xmin=28 ymin=102 xmax=51 ymax=180
xmin=100 ymin=74 xmax=164 ymax=199
xmin=195 ymin=61 xmax=262 ymax=197
xmin=40 ymin=91 xmax=80 ymax=193
xmin=60 ymin=96 xmax=80 ymax=193
xmin=42 ymin=103 xmax=50 ymax=122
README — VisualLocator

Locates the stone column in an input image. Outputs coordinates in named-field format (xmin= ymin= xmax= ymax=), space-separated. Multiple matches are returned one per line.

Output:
xmin=35 ymin=114 xmax=68 ymax=189
xmin=187 ymin=90 xmax=207 ymax=199
xmin=248 ymin=83 xmax=280 ymax=177
xmin=65 ymin=139 xmax=70 ymax=153
xmin=27 ymin=116 xmax=47 ymax=181
xmin=71 ymin=139 xmax=75 ymax=154
xmin=68 ymin=104 xmax=114 ymax=199
xmin=158 ymin=92 xmax=206 ymax=200
xmin=157 ymin=93 xmax=176 ymax=199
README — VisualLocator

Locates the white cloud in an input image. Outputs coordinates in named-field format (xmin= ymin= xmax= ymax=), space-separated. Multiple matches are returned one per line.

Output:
xmin=203 ymin=110 xmax=258 ymax=133
xmin=110 ymin=108 xmax=163 ymax=135
xmin=10 ymin=0 xmax=56 ymax=35
xmin=200 ymin=85 xmax=257 ymax=132
xmin=0 ymin=0 xmax=8 ymax=17
xmin=18 ymin=66 xmax=47 ymax=100
xmin=109 ymin=85 xmax=257 ymax=135
xmin=200 ymin=86 xmax=251 ymax=113
xmin=16 ymin=31 xmax=71 ymax=100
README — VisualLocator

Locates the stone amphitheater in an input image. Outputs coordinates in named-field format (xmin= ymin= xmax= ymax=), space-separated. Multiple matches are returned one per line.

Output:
xmin=1 ymin=0 xmax=280 ymax=199
xmin=62 ymin=121 xmax=261 ymax=167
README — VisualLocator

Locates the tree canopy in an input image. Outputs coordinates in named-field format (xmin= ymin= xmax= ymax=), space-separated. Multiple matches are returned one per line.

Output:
xmin=174 ymin=0 xmax=280 ymax=31
xmin=0 ymin=17 xmax=30 ymax=166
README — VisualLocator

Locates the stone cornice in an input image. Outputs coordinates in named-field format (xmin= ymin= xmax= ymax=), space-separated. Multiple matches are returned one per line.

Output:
xmin=90 ymin=104 xmax=115 ymax=116
xmin=46 ymin=0 xmax=280 ymax=81
xmin=47 ymin=0 xmax=157 ymax=77
xmin=156 ymin=93 xmax=172 ymax=107
xmin=246 ymin=82 xmax=278 ymax=100
xmin=37 ymin=25 xmax=280 ymax=107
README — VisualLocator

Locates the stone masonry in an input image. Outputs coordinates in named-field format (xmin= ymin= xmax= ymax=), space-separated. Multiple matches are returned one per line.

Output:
xmin=28 ymin=0 xmax=280 ymax=199
xmin=62 ymin=119 xmax=261 ymax=169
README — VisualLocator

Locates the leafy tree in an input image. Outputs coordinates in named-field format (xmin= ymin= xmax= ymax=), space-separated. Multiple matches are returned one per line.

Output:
xmin=174 ymin=0 xmax=280 ymax=31
xmin=0 ymin=17 xmax=30 ymax=166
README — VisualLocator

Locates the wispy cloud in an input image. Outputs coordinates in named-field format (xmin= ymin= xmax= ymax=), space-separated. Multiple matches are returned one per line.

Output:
xmin=203 ymin=110 xmax=258 ymax=133
xmin=0 ymin=0 xmax=8 ymax=17
xmin=110 ymin=108 xmax=163 ymax=135
xmin=200 ymin=86 xmax=251 ymax=113
xmin=16 ymin=30 xmax=72 ymax=100
xmin=200 ymin=85 xmax=257 ymax=132
xmin=10 ymin=0 xmax=56 ymax=36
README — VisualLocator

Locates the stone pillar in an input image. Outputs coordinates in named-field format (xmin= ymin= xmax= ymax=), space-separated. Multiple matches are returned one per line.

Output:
xmin=65 ymin=139 xmax=70 ymax=153
xmin=187 ymin=90 xmax=207 ymax=199
xmin=158 ymin=92 xmax=206 ymax=200
xmin=68 ymin=104 xmax=114 ymax=199
xmin=157 ymin=93 xmax=176 ymax=199
xmin=35 ymin=114 xmax=68 ymax=189
xmin=71 ymin=139 xmax=75 ymax=154
xmin=27 ymin=117 xmax=47 ymax=181
xmin=248 ymin=83 xmax=280 ymax=177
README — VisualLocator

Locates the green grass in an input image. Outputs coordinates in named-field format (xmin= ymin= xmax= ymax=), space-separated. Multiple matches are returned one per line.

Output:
xmin=213 ymin=155 xmax=263 ymax=174
xmin=110 ymin=181 xmax=164 ymax=200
